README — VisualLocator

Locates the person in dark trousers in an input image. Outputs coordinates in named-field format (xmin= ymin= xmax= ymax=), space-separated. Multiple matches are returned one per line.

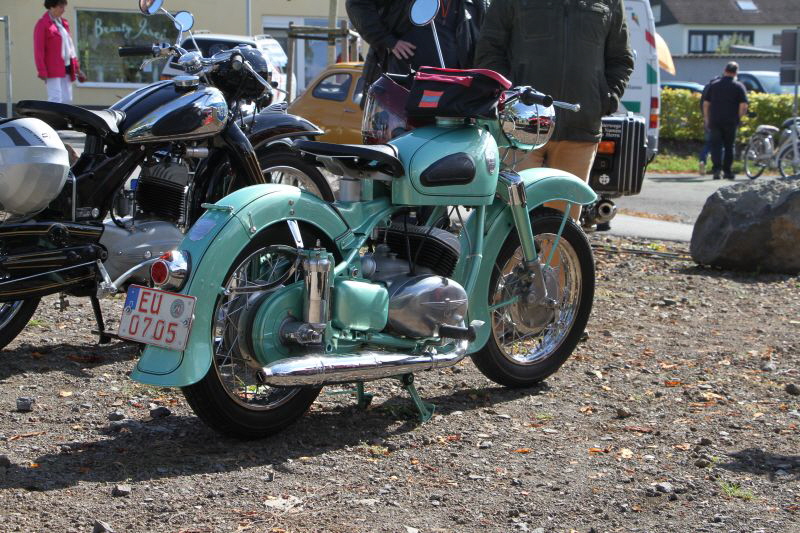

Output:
xmin=474 ymin=0 xmax=633 ymax=223
xmin=346 ymin=0 xmax=487 ymax=99
xmin=698 ymin=75 xmax=720 ymax=176
xmin=703 ymin=62 xmax=749 ymax=180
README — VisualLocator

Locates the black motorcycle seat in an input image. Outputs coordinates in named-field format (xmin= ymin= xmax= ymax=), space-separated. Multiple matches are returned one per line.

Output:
xmin=293 ymin=139 xmax=404 ymax=177
xmin=16 ymin=100 xmax=125 ymax=137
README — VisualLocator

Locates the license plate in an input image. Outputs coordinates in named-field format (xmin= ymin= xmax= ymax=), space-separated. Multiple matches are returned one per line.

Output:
xmin=117 ymin=285 xmax=196 ymax=351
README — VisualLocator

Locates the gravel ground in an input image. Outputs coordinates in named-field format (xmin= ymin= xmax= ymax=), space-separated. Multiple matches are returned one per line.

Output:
xmin=1 ymin=235 xmax=798 ymax=533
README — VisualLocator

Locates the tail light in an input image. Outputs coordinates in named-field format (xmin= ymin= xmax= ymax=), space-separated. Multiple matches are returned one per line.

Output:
xmin=150 ymin=250 xmax=190 ymax=291
xmin=597 ymin=141 xmax=616 ymax=155
xmin=650 ymin=97 xmax=660 ymax=130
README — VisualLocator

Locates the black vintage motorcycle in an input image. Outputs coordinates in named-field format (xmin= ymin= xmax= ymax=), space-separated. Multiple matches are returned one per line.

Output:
xmin=0 ymin=1 xmax=331 ymax=349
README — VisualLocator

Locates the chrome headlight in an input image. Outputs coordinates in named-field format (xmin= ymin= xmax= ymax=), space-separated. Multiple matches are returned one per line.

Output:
xmin=500 ymin=101 xmax=556 ymax=151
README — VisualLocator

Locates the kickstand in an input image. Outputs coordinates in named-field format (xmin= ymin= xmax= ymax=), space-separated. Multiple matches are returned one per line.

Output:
xmin=90 ymin=295 xmax=112 ymax=344
xmin=325 ymin=382 xmax=373 ymax=410
xmin=355 ymin=382 xmax=373 ymax=410
xmin=400 ymin=374 xmax=435 ymax=423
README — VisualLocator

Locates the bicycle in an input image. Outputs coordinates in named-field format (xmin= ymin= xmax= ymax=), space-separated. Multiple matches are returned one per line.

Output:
xmin=744 ymin=117 xmax=800 ymax=179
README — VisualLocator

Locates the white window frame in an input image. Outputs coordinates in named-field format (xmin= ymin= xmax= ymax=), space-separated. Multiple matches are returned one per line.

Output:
xmin=689 ymin=33 xmax=704 ymax=53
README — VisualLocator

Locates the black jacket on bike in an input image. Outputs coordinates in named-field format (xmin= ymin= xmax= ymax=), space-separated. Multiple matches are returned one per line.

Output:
xmin=346 ymin=0 xmax=488 ymax=91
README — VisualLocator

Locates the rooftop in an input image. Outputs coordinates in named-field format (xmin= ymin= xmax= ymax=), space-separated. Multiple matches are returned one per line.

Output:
xmin=657 ymin=0 xmax=800 ymax=25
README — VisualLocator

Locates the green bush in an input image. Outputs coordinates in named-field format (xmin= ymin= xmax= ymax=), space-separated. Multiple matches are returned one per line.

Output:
xmin=659 ymin=88 xmax=795 ymax=143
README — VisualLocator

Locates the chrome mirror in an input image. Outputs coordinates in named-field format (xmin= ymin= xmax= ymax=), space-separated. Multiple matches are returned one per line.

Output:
xmin=173 ymin=11 xmax=194 ymax=32
xmin=501 ymin=100 xmax=556 ymax=151
xmin=139 ymin=0 xmax=164 ymax=16
xmin=409 ymin=0 xmax=444 ymax=67
xmin=410 ymin=0 xmax=440 ymax=26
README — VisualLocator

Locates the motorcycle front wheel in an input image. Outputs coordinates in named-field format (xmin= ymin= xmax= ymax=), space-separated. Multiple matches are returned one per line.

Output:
xmin=0 ymin=299 xmax=40 ymax=351
xmin=472 ymin=213 xmax=595 ymax=388
xmin=777 ymin=142 xmax=800 ymax=178
xmin=257 ymin=145 xmax=335 ymax=202
xmin=181 ymin=226 xmax=321 ymax=439
xmin=744 ymin=136 xmax=769 ymax=179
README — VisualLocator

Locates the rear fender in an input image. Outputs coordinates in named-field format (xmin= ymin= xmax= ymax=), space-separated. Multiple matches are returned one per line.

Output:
xmin=455 ymin=168 xmax=596 ymax=352
xmin=130 ymin=184 xmax=353 ymax=387
xmin=245 ymin=112 xmax=323 ymax=150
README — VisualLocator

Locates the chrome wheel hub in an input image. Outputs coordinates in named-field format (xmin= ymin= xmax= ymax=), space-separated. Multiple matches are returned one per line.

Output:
xmin=213 ymin=246 xmax=301 ymax=411
xmin=490 ymin=232 xmax=582 ymax=365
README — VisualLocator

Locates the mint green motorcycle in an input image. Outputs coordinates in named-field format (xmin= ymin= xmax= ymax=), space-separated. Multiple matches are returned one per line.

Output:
xmin=119 ymin=1 xmax=597 ymax=439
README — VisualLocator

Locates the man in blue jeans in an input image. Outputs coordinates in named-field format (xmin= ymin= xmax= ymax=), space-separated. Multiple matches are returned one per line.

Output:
xmin=703 ymin=62 xmax=748 ymax=180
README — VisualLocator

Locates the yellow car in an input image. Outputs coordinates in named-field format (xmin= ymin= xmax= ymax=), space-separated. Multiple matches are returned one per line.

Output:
xmin=288 ymin=62 xmax=364 ymax=145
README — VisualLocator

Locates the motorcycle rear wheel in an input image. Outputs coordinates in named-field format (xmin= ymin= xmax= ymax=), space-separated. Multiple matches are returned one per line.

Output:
xmin=0 ymin=299 xmax=40 ymax=351
xmin=472 ymin=214 xmax=594 ymax=388
xmin=258 ymin=146 xmax=335 ymax=202
xmin=181 ymin=226 xmax=321 ymax=439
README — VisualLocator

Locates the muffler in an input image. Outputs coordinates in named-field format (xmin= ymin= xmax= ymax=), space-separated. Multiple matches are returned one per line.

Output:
xmin=594 ymin=199 xmax=617 ymax=224
xmin=256 ymin=340 xmax=468 ymax=387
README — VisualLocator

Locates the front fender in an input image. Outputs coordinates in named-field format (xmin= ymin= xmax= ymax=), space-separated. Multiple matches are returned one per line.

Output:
xmin=130 ymin=184 xmax=353 ymax=387
xmin=245 ymin=112 xmax=324 ymax=150
xmin=456 ymin=168 xmax=596 ymax=353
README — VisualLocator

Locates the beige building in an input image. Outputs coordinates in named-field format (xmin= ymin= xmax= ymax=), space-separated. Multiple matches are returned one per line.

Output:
xmin=0 ymin=0 xmax=350 ymax=111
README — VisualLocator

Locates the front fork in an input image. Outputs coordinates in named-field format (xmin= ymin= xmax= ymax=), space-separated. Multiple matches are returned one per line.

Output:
xmin=500 ymin=172 xmax=570 ymax=305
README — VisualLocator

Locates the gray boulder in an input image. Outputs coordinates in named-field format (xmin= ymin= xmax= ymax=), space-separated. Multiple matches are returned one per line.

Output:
xmin=691 ymin=178 xmax=800 ymax=274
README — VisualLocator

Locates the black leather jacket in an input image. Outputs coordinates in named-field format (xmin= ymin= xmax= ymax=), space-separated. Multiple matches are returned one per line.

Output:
xmin=346 ymin=0 xmax=488 ymax=88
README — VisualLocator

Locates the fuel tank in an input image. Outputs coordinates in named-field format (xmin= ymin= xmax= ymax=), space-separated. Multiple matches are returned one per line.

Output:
xmin=389 ymin=122 xmax=499 ymax=206
xmin=123 ymin=85 xmax=229 ymax=144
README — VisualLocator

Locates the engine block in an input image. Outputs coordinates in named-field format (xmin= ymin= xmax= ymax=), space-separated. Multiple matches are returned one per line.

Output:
xmin=136 ymin=160 xmax=190 ymax=224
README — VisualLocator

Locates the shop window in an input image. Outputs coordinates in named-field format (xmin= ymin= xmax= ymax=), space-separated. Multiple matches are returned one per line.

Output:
xmin=75 ymin=10 xmax=175 ymax=86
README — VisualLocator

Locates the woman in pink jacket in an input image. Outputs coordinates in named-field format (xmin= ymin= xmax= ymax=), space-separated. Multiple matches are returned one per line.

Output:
xmin=33 ymin=0 xmax=85 ymax=104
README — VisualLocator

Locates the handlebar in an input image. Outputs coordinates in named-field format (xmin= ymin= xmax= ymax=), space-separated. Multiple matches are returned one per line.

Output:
xmin=241 ymin=60 xmax=272 ymax=96
xmin=553 ymin=101 xmax=581 ymax=113
xmin=520 ymin=88 xmax=553 ymax=107
xmin=504 ymin=87 xmax=580 ymax=113
xmin=118 ymin=45 xmax=157 ymax=57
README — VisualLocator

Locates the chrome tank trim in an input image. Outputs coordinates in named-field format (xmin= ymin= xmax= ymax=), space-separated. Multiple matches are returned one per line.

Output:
xmin=124 ymin=86 xmax=228 ymax=143
xmin=256 ymin=339 xmax=468 ymax=387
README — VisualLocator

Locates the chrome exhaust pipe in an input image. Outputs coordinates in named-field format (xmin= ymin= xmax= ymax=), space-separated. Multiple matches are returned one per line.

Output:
xmin=594 ymin=199 xmax=617 ymax=224
xmin=256 ymin=339 xmax=468 ymax=387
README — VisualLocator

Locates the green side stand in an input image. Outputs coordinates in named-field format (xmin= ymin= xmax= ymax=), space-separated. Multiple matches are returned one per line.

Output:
xmin=326 ymin=382 xmax=373 ymax=410
xmin=400 ymin=374 xmax=435 ymax=423
xmin=356 ymin=382 xmax=373 ymax=409
xmin=325 ymin=375 xmax=434 ymax=422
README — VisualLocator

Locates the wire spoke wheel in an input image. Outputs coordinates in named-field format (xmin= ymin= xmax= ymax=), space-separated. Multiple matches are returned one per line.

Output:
xmin=0 ymin=301 xmax=25 ymax=331
xmin=490 ymin=235 xmax=581 ymax=365
xmin=212 ymin=246 xmax=300 ymax=411
xmin=263 ymin=165 xmax=325 ymax=199
xmin=0 ymin=298 xmax=40 ymax=351
xmin=744 ymin=137 xmax=768 ymax=179
xmin=472 ymin=214 xmax=594 ymax=388
xmin=778 ymin=143 xmax=800 ymax=178
xmin=257 ymin=147 xmax=335 ymax=202
xmin=181 ymin=227 xmax=321 ymax=439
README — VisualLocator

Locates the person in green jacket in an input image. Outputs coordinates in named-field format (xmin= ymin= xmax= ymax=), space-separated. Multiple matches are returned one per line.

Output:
xmin=476 ymin=0 xmax=633 ymax=220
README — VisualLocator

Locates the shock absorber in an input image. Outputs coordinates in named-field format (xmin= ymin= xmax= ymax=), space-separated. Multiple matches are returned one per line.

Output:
xmin=302 ymin=249 xmax=332 ymax=338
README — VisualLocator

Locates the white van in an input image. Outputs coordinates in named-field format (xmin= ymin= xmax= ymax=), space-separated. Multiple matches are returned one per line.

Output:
xmin=618 ymin=0 xmax=660 ymax=160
